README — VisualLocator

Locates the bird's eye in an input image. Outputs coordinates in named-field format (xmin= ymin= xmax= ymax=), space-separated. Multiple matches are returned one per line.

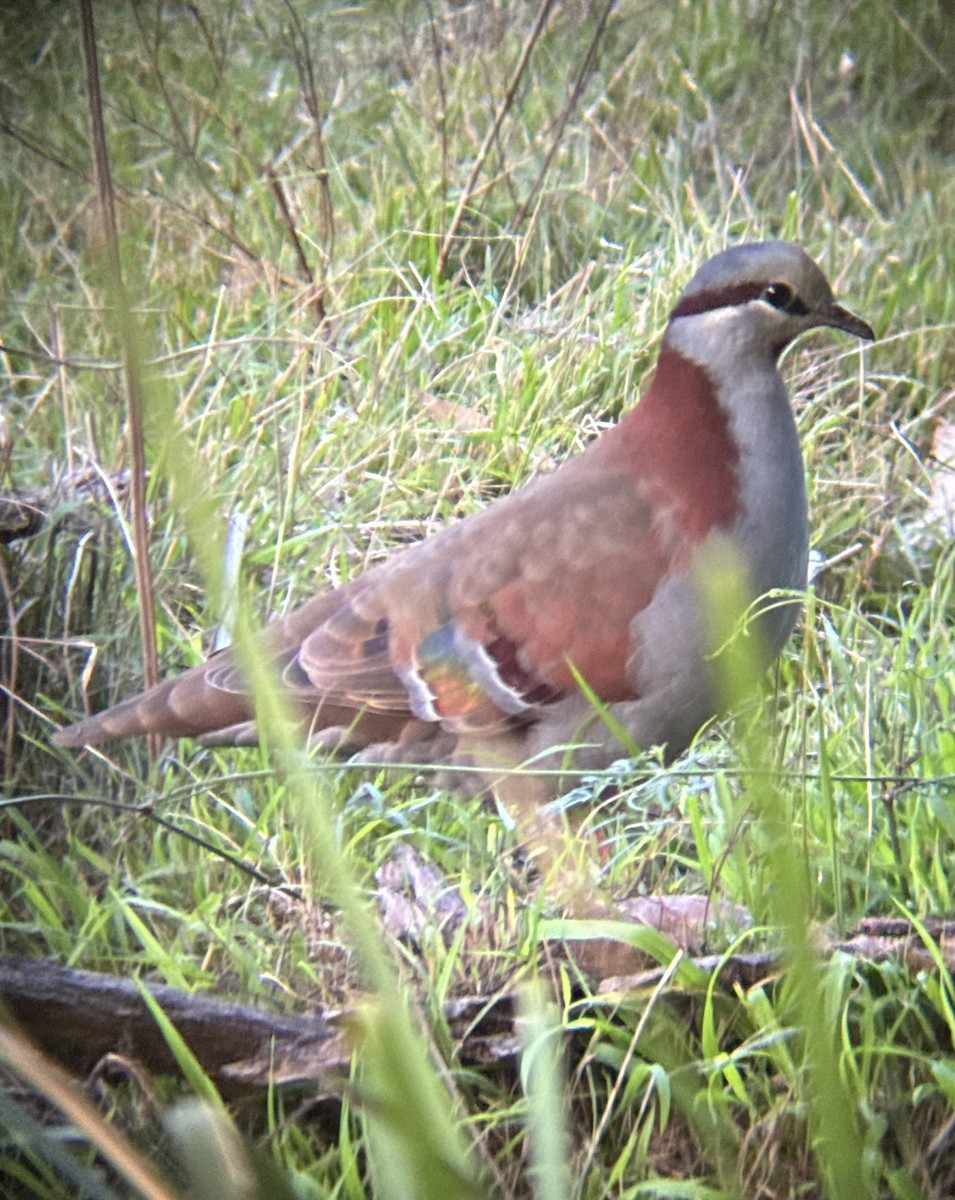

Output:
xmin=761 ymin=282 xmax=809 ymax=316
xmin=763 ymin=282 xmax=792 ymax=308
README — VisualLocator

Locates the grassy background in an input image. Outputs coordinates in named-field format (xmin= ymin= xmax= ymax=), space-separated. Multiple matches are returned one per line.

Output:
xmin=2 ymin=0 xmax=954 ymax=1196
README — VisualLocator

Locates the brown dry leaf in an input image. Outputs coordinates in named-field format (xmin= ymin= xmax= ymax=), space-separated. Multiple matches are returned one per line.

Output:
xmin=375 ymin=842 xmax=470 ymax=945
xmin=617 ymin=894 xmax=753 ymax=954
xmin=419 ymin=390 xmax=490 ymax=432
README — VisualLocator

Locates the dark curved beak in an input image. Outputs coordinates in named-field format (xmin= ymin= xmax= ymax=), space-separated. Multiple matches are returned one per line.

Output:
xmin=822 ymin=303 xmax=875 ymax=342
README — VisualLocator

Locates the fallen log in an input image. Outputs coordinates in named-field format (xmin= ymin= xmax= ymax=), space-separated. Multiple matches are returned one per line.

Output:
xmin=3 ymin=914 xmax=954 ymax=1096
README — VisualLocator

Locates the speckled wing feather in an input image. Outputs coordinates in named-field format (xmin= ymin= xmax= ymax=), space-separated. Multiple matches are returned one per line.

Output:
xmin=53 ymin=448 xmax=672 ymax=747
xmin=281 ymin=461 xmax=670 ymax=733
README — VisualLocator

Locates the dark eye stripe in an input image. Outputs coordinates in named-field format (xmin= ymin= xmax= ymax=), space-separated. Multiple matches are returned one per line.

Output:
xmin=670 ymin=280 xmax=810 ymax=320
xmin=670 ymin=282 xmax=766 ymax=318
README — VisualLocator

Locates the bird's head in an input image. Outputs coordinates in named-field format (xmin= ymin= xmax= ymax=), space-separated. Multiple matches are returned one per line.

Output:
xmin=666 ymin=240 xmax=875 ymax=360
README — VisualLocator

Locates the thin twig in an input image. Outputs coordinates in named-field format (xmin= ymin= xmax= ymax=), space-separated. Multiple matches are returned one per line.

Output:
xmin=283 ymin=0 xmax=334 ymax=329
xmin=49 ymin=303 xmax=74 ymax=472
xmin=424 ymin=0 xmax=449 ymax=206
xmin=79 ymin=0 xmax=160 ymax=757
xmin=127 ymin=2 xmax=264 ymax=267
xmin=185 ymin=0 xmax=226 ymax=78
xmin=267 ymin=166 xmax=327 ymax=328
xmin=506 ymin=0 xmax=618 ymax=241
xmin=436 ymin=0 xmax=558 ymax=278
xmin=0 ymin=554 xmax=18 ymax=785
xmin=2 ymin=113 xmax=267 ymax=268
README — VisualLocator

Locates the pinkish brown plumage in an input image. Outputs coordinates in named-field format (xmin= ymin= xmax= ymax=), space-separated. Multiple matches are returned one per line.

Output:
xmin=54 ymin=242 xmax=874 ymax=804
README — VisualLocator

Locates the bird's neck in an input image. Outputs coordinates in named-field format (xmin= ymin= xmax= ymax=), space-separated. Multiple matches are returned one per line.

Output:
xmin=607 ymin=343 xmax=741 ymax=537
